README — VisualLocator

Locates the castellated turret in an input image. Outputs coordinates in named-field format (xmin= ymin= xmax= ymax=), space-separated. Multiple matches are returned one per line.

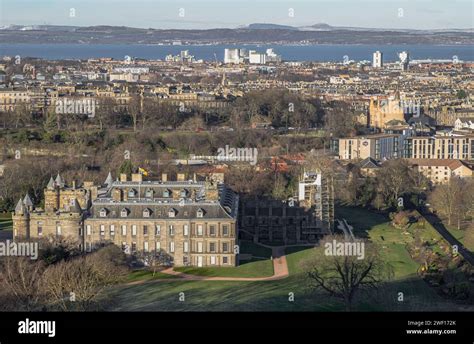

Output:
xmin=12 ymin=175 xmax=92 ymax=247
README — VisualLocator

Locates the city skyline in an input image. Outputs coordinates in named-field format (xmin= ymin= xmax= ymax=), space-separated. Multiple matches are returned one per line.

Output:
xmin=1 ymin=0 xmax=473 ymax=30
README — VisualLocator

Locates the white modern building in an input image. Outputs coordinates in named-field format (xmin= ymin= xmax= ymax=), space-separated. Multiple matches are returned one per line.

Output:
xmin=265 ymin=48 xmax=282 ymax=63
xmin=373 ymin=51 xmax=383 ymax=68
xmin=224 ymin=48 xmax=281 ymax=65
xmin=224 ymin=48 xmax=241 ymax=64
xmin=249 ymin=50 xmax=267 ymax=64
xmin=399 ymin=51 xmax=410 ymax=71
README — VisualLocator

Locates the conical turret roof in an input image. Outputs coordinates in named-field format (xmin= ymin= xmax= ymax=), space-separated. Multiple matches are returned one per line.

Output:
xmin=23 ymin=194 xmax=33 ymax=208
xmin=15 ymin=198 xmax=25 ymax=214
xmin=47 ymin=176 xmax=55 ymax=189
xmin=55 ymin=173 xmax=65 ymax=188
xmin=105 ymin=171 xmax=113 ymax=187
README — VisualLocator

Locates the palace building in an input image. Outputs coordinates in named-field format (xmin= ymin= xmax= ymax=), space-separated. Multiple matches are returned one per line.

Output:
xmin=13 ymin=172 xmax=239 ymax=267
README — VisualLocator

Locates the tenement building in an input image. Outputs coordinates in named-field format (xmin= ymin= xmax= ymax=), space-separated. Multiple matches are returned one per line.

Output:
xmin=13 ymin=172 xmax=239 ymax=267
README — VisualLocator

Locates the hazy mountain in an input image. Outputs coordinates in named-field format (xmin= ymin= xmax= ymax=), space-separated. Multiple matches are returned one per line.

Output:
xmin=247 ymin=23 xmax=299 ymax=30
xmin=0 ymin=24 xmax=472 ymax=45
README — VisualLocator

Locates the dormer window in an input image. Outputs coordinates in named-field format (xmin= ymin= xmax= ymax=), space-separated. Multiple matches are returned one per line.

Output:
xmin=145 ymin=188 xmax=154 ymax=198
xmin=168 ymin=208 xmax=177 ymax=218
xmin=143 ymin=208 xmax=151 ymax=218
xmin=180 ymin=189 xmax=188 ymax=198
xmin=196 ymin=208 xmax=205 ymax=218
xmin=121 ymin=208 xmax=129 ymax=218
xmin=128 ymin=189 xmax=137 ymax=198
xmin=99 ymin=208 xmax=108 ymax=218
xmin=163 ymin=189 xmax=171 ymax=198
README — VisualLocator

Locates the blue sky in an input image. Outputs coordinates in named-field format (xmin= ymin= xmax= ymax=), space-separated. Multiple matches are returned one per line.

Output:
xmin=0 ymin=0 xmax=472 ymax=29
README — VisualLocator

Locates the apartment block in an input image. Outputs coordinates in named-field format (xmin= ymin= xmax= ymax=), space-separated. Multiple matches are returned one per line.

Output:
xmin=336 ymin=134 xmax=401 ymax=161
xmin=406 ymin=134 xmax=474 ymax=160
xmin=407 ymin=159 xmax=474 ymax=184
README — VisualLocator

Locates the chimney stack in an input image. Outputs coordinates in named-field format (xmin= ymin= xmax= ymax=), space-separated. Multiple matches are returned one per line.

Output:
xmin=131 ymin=173 xmax=143 ymax=182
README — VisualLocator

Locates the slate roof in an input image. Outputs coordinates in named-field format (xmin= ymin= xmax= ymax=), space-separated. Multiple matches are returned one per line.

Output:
xmin=89 ymin=181 xmax=238 ymax=220
xmin=89 ymin=201 xmax=235 ymax=220
xmin=356 ymin=157 xmax=380 ymax=169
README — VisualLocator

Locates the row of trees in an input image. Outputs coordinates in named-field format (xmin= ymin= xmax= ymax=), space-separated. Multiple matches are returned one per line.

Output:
xmin=340 ymin=158 xmax=474 ymax=230
xmin=339 ymin=159 xmax=429 ymax=211
xmin=428 ymin=178 xmax=474 ymax=230
xmin=0 ymin=89 xmax=360 ymax=137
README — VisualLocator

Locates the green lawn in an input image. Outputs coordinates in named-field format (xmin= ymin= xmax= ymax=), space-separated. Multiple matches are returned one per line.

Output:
xmin=108 ymin=243 xmax=457 ymax=311
xmin=169 ymin=241 xmax=274 ymax=278
xmin=174 ymin=258 xmax=274 ymax=278
xmin=285 ymin=246 xmax=317 ymax=275
xmin=336 ymin=206 xmax=444 ymax=279
xmin=445 ymin=225 xmax=474 ymax=252
xmin=107 ymin=207 xmax=465 ymax=312
xmin=0 ymin=213 xmax=12 ymax=231
xmin=127 ymin=269 xmax=180 ymax=282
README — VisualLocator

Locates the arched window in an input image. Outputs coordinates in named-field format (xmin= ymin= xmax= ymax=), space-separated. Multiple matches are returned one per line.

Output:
xmin=99 ymin=208 xmax=108 ymax=217
xmin=128 ymin=189 xmax=137 ymax=198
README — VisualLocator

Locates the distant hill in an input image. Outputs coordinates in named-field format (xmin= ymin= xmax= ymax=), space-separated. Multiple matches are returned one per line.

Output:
xmin=247 ymin=23 xmax=298 ymax=30
xmin=0 ymin=24 xmax=472 ymax=45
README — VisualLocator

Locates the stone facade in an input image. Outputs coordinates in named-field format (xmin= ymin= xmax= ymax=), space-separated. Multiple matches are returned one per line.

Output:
xmin=13 ymin=172 xmax=239 ymax=267
xmin=369 ymin=96 xmax=405 ymax=129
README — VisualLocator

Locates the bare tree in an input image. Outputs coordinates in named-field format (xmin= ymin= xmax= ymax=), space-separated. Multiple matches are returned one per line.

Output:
xmin=128 ymin=94 xmax=141 ymax=132
xmin=42 ymin=245 xmax=128 ymax=311
xmin=95 ymin=96 xmax=117 ymax=131
xmin=429 ymin=178 xmax=474 ymax=229
xmin=301 ymin=235 xmax=393 ymax=311
xmin=138 ymin=249 xmax=172 ymax=276
xmin=0 ymin=257 xmax=45 ymax=311
xmin=12 ymin=103 xmax=31 ymax=129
